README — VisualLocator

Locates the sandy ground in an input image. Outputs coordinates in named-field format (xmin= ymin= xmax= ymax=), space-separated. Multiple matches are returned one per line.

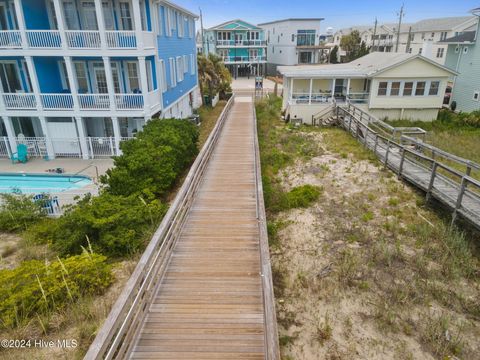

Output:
xmin=271 ymin=131 xmax=480 ymax=360
xmin=232 ymin=77 xmax=283 ymax=95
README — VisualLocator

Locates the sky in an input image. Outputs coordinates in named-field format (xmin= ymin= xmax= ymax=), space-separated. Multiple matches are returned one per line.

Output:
xmin=173 ymin=0 xmax=480 ymax=32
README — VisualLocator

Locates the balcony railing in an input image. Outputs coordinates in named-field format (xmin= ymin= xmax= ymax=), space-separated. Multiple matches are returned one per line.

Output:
xmin=27 ymin=30 xmax=62 ymax=48
xmin=115 ymin=94 xmax=144 ymax=110
xmin=3 ymin=93 xmax=37 ymax=109
xmin=78 ymin=94 xmax=110 ymax=109
xmin=0 ymin=30 xmax=154 ymax=50
xmin=0 ymin=30 xmax=22 ymax=48
xmin=41 ymin=94 xmax=74 ymax=110
xmin=291 ymin=92 xmax=333 ymax=104
xmin=347 ymin=92 xmax=370 ymax=104
xmin=222 ymin=56 xmax=266 ymax=63
xmin=216 ymin=40 xmax=266 ymax=47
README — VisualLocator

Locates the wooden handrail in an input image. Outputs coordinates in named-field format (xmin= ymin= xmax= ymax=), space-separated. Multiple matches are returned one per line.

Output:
xmin=84 ymin=95 xmax=236 ymax=360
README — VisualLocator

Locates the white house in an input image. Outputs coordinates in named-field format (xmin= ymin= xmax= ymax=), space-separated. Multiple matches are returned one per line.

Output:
xmin=258 ymin=18 xmax=327 ymax=75
xmin=331 ymin=16 xmax=478 ymax=64
xmin=278 ymin=52 xmax=457 ymax=123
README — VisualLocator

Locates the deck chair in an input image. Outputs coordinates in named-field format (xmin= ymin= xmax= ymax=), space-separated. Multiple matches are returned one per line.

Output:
xmin=11 ymin=144 xmax=28 ymax=164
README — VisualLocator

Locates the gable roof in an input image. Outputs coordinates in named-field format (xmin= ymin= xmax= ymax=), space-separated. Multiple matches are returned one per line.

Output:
xmin=439 ymin=31 xmax=476 ymax=44
xmin=410 ymin=16 xmax=476 ymax=32
xmin=207 ymin=19 xmax=261 ymax=31
xmin=258 ymin=18 xmax=324 ymax=26
xmin=277 ymin=52 xmax=458 ymax=78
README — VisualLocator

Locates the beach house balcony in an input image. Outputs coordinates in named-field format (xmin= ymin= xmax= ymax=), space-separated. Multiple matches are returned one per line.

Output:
xmin=0 ymin=0 xmax=155 ymax=52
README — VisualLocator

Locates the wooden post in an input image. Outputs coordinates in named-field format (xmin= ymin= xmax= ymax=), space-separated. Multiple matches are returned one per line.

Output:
xmin=426 ymin=161 xmax=438 ymax=202
xmin=398 ymin=148 xmax=406 ymax=177
xmin=374 ymin=134 xmax=379 ymax=154
xmin=384 ymin=140 xmax=391 ymax=168
xmin=452 ymin=177 xmax=467 ymax=225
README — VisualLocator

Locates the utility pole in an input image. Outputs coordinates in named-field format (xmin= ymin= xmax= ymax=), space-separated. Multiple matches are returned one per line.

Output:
xmin=405 ymin=26 xmax=412 ymax=53
xmin=395 ymin=3 xmax=404 ymax=52
xmin=372 ymin=17 xmax=378 ymax=52
xmin=199 ymin=7 xmax=205 ymax=54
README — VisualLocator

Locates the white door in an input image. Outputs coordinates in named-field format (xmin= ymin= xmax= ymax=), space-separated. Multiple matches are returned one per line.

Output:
xmin=47 ymin=121 xmax=81 ymax=156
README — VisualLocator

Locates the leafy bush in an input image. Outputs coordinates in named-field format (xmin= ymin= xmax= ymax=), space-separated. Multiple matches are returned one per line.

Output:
xmin=0 ymin=194 xmax=47 ymax=232
xmin=102 ymin=118 xmax=199 ymax=198
xmin=281 ymin=185 xmax=323 ymax=210
xmin=30 ymin=193 xmax=167 ymax=258
xmin=0 ymin=252 xmax=112 ymax=328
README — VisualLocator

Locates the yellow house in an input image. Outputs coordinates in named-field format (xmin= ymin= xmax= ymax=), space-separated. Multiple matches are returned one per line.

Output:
xmin=278 ymin=53 xmax=457 ymax=123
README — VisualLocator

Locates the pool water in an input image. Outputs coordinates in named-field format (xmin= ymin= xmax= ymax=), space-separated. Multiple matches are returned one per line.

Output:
xmin=0 ymin=173 xmax=93 ymax=193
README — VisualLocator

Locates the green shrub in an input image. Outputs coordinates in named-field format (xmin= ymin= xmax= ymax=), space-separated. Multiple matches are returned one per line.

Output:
xmin=101 ymin=119 xmax=199 ymax=198
xmin=0 ymin=252 xmax=112 ymax=328
xmin=0 ymin=194 xmax=47 ymax=232
xmin=281 ymin=185 xmax=323 ymax=210
xmin=30 ymin=193 xmax=167 ymax=257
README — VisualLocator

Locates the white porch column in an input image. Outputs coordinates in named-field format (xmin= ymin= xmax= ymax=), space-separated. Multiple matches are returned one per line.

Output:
xmin=13 ymin=0 xmax=28 ymax=48
xmin=38 ymin=117 xmax=55 ymax=159
xmin=132 ymin=0 xmax=144 ymax=49
xmin=346 ymin=78 xmax=351 ymax=99
xmin=138 ymin=57 xmax=150 ymax=112
xmin=64 ymin=56 xmax=80 ymax=110
xmin=52 ymin=0 xmax=68 ymax=49
xmin=308 ymin=78 xmax=313 ymax=104
xmin=289 ymin=78 xmax=294 ymax=101
xmin=2 ymin=117 xmax=17 ymax=155
xmin=111 ymin=117 xmax=121 ymax=155
xmin=331 ymin=78 xmax=336 ymax=101
xmin=24 ymin=56 xmax=43 ymax=111
xmin=75 ymin=117 xmax=90 ymax=159
xmin=93 ymin=0 xmax=107 ymax=49
xmin=102 ymin=57 xmax=116 ymax=110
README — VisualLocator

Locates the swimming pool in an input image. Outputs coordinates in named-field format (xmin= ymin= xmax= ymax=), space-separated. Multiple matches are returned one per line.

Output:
xmin=0 ymin=173 xmax=93 ymax=194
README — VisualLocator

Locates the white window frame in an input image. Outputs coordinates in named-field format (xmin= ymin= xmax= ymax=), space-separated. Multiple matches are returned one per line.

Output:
xmin=169 ymin=57 xmax=176 ymax=88
xmin=183 ymin=55 xmax=188 ymax=74
xmin=126 ymin=61 xmax=140 ymax=92
xmin=189 ymin=18 xmax=194 ymax=38
xmin=176 ymin=56 xmax=184 ymax=82
xmin=190 ymin=54 xmax=195 ymax=75
xmin=73 ymin=61 xmax=90 ymax=93
xmin=178 ymin=13 xmax=184 ymax=37
xmin=160 ymin=59 xmax=167 ymax=92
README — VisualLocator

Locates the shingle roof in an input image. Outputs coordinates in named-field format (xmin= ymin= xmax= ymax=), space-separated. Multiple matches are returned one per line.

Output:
xmin=439 ymin=31 xmax=476 ymax=44
xmin=409 ymin=16 xmax=475 ymax=32
xmin=277 ymin=52 xmax=457 ymax=78
xmin=258 ymin=18 xmax=324 ymax=26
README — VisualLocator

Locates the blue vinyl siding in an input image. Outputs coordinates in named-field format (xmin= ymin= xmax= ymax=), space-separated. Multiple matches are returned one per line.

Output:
xmin=156 ymin=5 xmax=197 ymax=109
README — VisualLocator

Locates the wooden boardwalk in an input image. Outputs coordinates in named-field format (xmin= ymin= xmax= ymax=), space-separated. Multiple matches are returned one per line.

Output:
xmin=129 ymin=98 xmax=267 ymax=359
xmin=337 ymin=105 xmax=480 ymax=228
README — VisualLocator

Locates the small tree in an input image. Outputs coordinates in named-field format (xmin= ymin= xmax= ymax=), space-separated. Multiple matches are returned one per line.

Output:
xmin=340 ymin=30 xmax=369 ymax=62
xmin=329 ymin=46 xmax=339 ymax=64
xmin=197 ymin=53 xmax=232 ymax=100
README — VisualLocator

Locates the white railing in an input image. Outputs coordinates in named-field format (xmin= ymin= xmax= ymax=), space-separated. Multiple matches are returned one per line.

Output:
xmin=15 ymin=136 xmax=48 ymax=158
xmin=26 ymin=30 xmax=62 ymax=48
xmin=66 ymin=30 xmax=101 ymax=48
xmin=223 ymin=56 xmax=267 ymax=63
xmin=3 ymin=93 xmax=37 ymax=109
xmin=0 ymin=30 xmax=22 ymax=48
xmin=0 ymin=137 xmax=11 ymax=158
xmin=216 ymin=40 xmax=266 ymax=47
xmin=87 ymin=136 xmax=116 ymax=158
xmin=115 ymin=94 xmax=144 ymax=110
xmin=347 ymin=92 xmax=370 ymax=104
xmin=41 ymin=94 xmax=74 ymax=110
xmin=106 ymin=30 xmax=136 ymax=48
xmin=291 ymin=92 xmax=332 ymax=104
xmin=78 ymin=94 xmax=110 ymax=110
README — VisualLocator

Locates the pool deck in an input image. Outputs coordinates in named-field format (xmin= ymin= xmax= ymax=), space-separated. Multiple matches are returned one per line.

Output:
xmin=0 ymin=158 xmax=114 ymax=208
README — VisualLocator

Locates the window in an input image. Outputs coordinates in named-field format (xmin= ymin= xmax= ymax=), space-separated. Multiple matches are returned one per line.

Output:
xmin=169 ymin=57 xmax=176 ymax=87
xmin=190 ymin=54 xmax=195 ymax=75
xmin=403 ymin=82 xmax=413 ymax=96
xmin=291 ymin=34 xmax=295 ymax=42
xmin=378 ymin=81 xmax=388 ymax=96
xmin=436 ymin=48 xmax=444 ymax=58
xmin=102 ymin=1 xmax=115 ymax=30
xmin=249 ymin=49 xmax=259 ymax=60
xmin=390 ymin=82 xmax=401 ymax=96
xmin=297 ymin=30 xmax=316 ymax=46
xmin=473 ymin=91 xmax=479 ymax=101
xmin=74 ymin=62 xmax=89 ymax=92
xmin=157 ymin=5 xmax=163 ymax=35
xmin=127 ymin=62 xmax=139 ymax=91
xmin=431 ymin=32 xmax=435 ymax=38
xmin=189 ymin=18 xmax=194 ymax=38
xmin=409 ymin=33 xmax=414 ymax=41
xmin=455 ymin=46 xmax=459 ymax=53
xmin=119 ymin=1 xmax=133 ymax=30
xmin=440 ymin=31 xmax=448 ymax=41
xmin=299 ymin=51 xmax=312 ymax=64
xmin=419 ymin=48 xmax=422 ymax=55
xmin=0 ymin=62 xmax=22 ymax=92
xmin=160 ymin=59 xmax=167 ymax=92
xmin=111 ymin=62 xmax=121 ymax=93
xmin=183 ymin=55 xmax=188 ymax=73
xmin=415 ymin=81 xmax=426 ymax=96
xmin=178 ymin=13 xmax=184 ymax=37
xmin=429 ymin=81 xmax=440 ymax=96
xmin=176 ymin=56 xmax=184 ymax=82
xmin=463 ymin=47 xmax=468 ymax=54
xmin=408 ymin=48 xmax=412 ymax=53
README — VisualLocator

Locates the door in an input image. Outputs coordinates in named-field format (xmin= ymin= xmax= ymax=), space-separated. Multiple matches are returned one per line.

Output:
xmin=48 ymin=120 xmax=82 ymax=156
xmin=334 ymin=79 xmax=345 ymax=99
xmin=119 ymin=1 xmax=133 ymax=30
xmin=0 ymin=4 xmax=9 ymax=30
xmin=80 ymin=1 xmax=98 ymax=30
xmin=102 ymin=1 xmax=115 ymax=30
xmin=235 ymin=33 xmax=243 ymax=45
xmin=0 ymin=62 xmax=22 ymax=93
xmin=63 ymin=1 xmax=80 ymax=30
xmin=94 ymin=65 xmax=108 ymax=93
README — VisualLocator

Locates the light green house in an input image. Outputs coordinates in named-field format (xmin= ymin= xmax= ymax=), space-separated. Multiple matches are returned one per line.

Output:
xmin=442 ymin=9 xmax=480 ymax=112
xmin=202 ymin=19 xmax=267 ymax=78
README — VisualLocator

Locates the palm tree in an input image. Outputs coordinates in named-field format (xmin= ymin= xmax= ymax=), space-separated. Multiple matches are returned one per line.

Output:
xmin=197 ymin=54 xmax=232 ymax=100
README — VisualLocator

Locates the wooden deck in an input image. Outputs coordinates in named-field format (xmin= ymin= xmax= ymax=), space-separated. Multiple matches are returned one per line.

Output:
xmin=337 ymin=105 xmax=480 ymax=229
xmin=126 ymin=97 xmax=274 ymax=359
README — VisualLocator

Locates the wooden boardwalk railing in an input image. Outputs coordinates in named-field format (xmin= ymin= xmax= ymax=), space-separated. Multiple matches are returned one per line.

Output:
xmin=336 ymin=104 xmax=480 ymax=229
xmin=84 ymin=95 xmax=279 ymax=360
